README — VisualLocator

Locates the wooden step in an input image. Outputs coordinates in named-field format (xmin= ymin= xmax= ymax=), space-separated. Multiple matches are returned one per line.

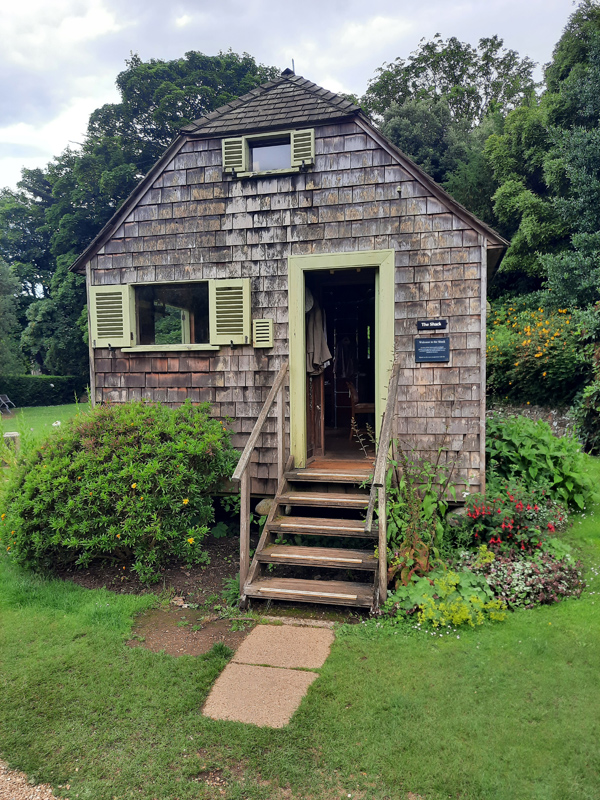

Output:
xmin=269 ymin=515 xmax=376 ymax=538
xmin=244 ymin=576 xmax=374 ymax=607
xmin=257 ymin=544 xmax=377 ymax=570
xmin=285 ymin=468 xmax=372 ymax=484
xmin=278 ymin=491 xmax=369 ymax=510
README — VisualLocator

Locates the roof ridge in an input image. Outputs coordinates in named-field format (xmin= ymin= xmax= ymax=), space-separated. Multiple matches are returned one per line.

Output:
xmin=182 ymin=72 xmax=360 ymax=134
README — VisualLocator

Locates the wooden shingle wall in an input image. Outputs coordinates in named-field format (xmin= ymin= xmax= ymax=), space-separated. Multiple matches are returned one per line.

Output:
xmin=90 ymin=120 xmax=485 ymax=496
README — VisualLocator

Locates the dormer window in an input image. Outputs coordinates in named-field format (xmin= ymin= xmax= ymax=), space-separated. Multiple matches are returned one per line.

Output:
xmin=222 ymin=129 xmax=315 ymax=176
xmin=250 ymin=136 xmax=291 ymax=172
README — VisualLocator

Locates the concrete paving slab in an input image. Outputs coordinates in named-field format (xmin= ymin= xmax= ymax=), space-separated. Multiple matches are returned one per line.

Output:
xmin=233 ymin=624 xmax=334 ymax=669
xmin=203 ymin=663 xmax=318 ymax=727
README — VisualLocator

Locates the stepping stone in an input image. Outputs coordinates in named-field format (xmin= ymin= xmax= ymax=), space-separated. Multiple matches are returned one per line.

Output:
xmin=203 ymin=663 xmax=318 ymax=728
xmin=202 ymin=624 xmax=334 ymax=727
xmin=233 ymin=624 xmax=334 ymax=669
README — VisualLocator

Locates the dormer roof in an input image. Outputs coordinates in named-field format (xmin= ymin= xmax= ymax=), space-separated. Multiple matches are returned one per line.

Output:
xmin=180 ymin=71 xmax=363 ymax=137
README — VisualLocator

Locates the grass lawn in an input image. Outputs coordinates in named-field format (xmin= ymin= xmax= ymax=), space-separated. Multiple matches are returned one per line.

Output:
xmin=1 ymin=403 xmax=84 ymax=442
xmin=0 ymin=462 xmax=599 ymax=799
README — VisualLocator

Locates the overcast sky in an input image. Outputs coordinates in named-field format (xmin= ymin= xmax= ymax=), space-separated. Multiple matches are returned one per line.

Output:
xmin=0 ymin=0 xmax=579 ymax=191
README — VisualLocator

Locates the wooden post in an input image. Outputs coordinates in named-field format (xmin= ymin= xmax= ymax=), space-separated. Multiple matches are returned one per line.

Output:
xmin=276 ymin=383 xmax=285 ymax=485
xmin=240 ymin=469 xmax=251 ymax=592
xmin=378 ymin=485 xmax=387 ymax=601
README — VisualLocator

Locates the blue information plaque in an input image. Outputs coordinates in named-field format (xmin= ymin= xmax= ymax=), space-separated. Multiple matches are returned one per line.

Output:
xmin=415 ymin=337 xmax=450 ymax=363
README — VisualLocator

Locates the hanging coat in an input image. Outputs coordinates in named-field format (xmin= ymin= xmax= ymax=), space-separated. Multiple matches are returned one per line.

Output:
xmin=306 ymin=305 xmax=332 ymax=375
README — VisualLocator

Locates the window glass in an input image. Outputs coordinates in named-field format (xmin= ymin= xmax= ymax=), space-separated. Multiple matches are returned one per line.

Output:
xmin=136 ymin=284 xmax=209 ymax=345
xmin=250 ymin=138 xmax=291 ymax=172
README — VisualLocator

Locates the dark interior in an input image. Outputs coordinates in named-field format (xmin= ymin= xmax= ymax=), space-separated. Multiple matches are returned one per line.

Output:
xmin=305 ymin=268 xmax=376 ymax=456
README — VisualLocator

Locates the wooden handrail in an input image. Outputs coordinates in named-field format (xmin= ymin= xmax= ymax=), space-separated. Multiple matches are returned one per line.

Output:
xmin=373 ymin=360 xmax=402 ymax=488
xmin=231 ymin=362 xmax=289 ymax=482
xmin=231 ymin=361 xmax=289 ymax=598
xmin=362 ymin=360 xmax=401 ymax=603
xmin=364 ymin=360 xmax=401 ymax=534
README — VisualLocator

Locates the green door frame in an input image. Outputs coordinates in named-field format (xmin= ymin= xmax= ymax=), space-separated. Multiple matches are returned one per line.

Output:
xmin=288 ymin=249 xmax=396 ymax=468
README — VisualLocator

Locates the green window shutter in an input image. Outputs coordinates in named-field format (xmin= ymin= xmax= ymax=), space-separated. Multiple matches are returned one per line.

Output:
xmin=89 ymin=285 xmax=135 ymax=348
xmin=291 ymin=129 xmax=315 ymax=167
xmin=253 ymin=319 xmax=274 ymax=348
xmin=209 ymin=278 xmax=251 ymax=345
xmin=222 ymin=137 xmax=247 ymax=173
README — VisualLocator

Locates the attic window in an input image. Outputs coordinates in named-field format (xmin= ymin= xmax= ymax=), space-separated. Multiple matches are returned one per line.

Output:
xmin=250 ymin=137 xmax=291 ymax=172
xmin=222 ymin=129 xmax=315 ymax=175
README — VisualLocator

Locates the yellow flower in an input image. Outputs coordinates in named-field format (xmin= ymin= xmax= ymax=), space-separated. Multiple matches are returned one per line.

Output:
xmin=1 ymin=514 xmax=5 ymax=520
xmin=140 ymin=496 xmax=144 ymax=500
xmin=534 ymin=353 xmax=543 ymax=358
xmin=131 ymin=483 xmax=137 ymax=489
xmin=183 ymin=498 xmax=189 ymax=505
xmin=187 ymin=537 xmax=195 ymax=544
xmin=527 ymin=401 xmax=530 ymax=405
xmin=117 ymin=534 xmax=121 ymax=539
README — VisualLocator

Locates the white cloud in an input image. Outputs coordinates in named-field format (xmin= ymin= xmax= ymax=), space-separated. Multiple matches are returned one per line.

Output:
xmin=175 ymin=13 xmax=192 ymax=28
xmin=0 ymin=90 xmax=119 ymax=189
xmin=0 ymin=0 xmax=123 ymax=69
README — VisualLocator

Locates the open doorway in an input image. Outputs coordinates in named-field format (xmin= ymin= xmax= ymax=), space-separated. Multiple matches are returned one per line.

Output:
xmin=305 ymin=268 xmax=376 ymax=459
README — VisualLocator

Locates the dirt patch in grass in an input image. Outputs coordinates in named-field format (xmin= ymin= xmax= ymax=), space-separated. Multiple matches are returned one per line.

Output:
xmin=127 ymin=607 xmax=253 ymax=656
xmin=54 ymin=532 xmax=242 ymax=603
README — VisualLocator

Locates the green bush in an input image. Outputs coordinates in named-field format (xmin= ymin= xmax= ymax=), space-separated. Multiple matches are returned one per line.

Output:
xmin=383 ymin=567 xmax=507 ymax=628
xmin=1 ymin=400 xmax=238 ymax=581
xmin=0 ymin=375 xmax=87 ymax=407
xmin=486 ymin=301 xmax=598 ymax=404
xmin=486 ymin=414 xmax=593 ymax=510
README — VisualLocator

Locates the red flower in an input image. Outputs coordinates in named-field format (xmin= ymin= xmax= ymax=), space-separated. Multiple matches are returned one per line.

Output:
xmin=521 ymin=543 xmax=525 ymax=550
xmin=547 ymin=523 xmax=555 ymax=532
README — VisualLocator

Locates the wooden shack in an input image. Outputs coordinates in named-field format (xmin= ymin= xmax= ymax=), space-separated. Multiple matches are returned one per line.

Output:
xmin=72 ymin=69 xmax=507 ymax=608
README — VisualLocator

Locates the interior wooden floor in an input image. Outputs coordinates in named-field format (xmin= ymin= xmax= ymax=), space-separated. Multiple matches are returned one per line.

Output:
xmin=316 ymin=426 xmax=375 ymax=463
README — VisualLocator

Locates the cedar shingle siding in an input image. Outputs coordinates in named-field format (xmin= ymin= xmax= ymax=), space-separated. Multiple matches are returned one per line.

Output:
xmin=74 ymin=73 xmax=506 ymax=496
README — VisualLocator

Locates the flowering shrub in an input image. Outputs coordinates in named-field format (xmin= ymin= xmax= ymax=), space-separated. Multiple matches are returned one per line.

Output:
xmin=0 ymin=400 xmax=238 ymax=582
xmin=383 ymin=567 xmax=507 ymax=628
xmin=486 ymin=414 xmax=593 ymax=510
xmin=463 ymin=485 xmax=568 ymax=550
xmin=486 ymin=301 xmax=597 ymax=404
xmin=457 ymin=547 xmax=585 ymax=609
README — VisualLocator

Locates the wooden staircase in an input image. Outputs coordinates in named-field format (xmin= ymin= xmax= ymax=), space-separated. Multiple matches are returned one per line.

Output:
xmin=244 ymin=459 xmax=378 ymax=608
xmin=231 ymin=360 xmax=402 ymax=612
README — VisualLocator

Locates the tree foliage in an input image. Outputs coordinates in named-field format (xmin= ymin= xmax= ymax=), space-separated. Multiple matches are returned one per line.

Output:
xmin=486 ymin=0 xmax=600 ymax=301
xmin=0 ymin=50 xmax=279 ymax=375
xmin=0 ymin=259 xmax=27 ymax=376
xmin=363 ymin=34 xmax=537 ymax=125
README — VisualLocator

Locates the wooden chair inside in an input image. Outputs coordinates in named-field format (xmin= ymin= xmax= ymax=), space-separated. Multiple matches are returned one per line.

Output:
xmin=346 ymin=382 xmax=375 ymax=440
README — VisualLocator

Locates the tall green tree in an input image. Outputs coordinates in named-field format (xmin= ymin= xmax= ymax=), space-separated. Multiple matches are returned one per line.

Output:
xmin=0 ymin=259 xmax=27 ymax=376
xmin=363 ymin=34 xmax=537 ymax=125
xmin=2 ymin=50 xmax=279 ymax=375
xmin=487 ymin=0 xmax=600 ymax=302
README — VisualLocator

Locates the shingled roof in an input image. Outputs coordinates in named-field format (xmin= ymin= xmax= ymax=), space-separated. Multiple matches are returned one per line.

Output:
xmin=180 ymin=70 xmax=363 ymax=137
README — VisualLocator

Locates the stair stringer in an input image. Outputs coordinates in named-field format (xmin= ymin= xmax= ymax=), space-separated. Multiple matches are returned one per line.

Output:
xmin=241 ymin=455 xmax=294 ymax=602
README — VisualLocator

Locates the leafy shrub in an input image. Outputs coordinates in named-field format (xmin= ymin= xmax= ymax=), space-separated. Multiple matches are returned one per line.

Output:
xmin=384 ymin=443 xmax=456 ymax=587
xmin=486 ymin=301 xmax=598 ymax=404
xmin=1 ymin=400 xmax=238 ymax=581
xmin=571 ymin=344 xmax=600 ymax=453
xmin=457 ymin=546 xmax=585 ymax=609
xmin=383 ymin=567 xmax=507 ymax=628
xmin=486 ymin=414 xmax=593 ymax=510
xmin=463 ymin=484 xmax=568 ymax=549
xmin=0 ymin=375 xmax=87 ymax=407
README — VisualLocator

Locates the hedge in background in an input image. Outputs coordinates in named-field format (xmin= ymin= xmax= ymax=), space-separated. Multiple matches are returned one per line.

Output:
xmin=1 ymin=400 xmax=238 ymax=582
xmin=0 ymin=375 xmax=87 ymax=407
